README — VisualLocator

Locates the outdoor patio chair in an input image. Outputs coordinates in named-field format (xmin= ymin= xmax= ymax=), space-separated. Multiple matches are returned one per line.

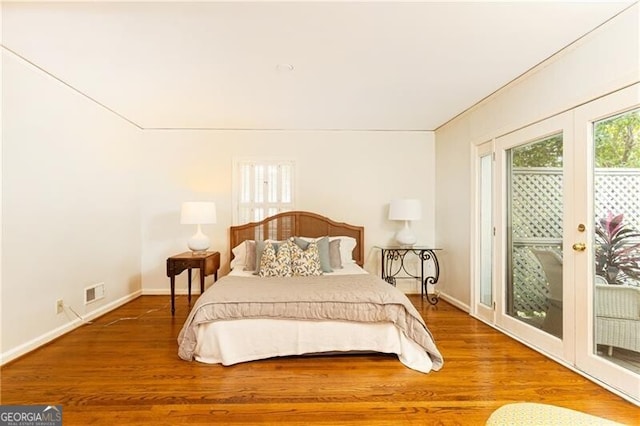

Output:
xmin=531 ymin=249 xmax=563 ymax=339
xmin=595 ymin=282 xmax=640 ymax=356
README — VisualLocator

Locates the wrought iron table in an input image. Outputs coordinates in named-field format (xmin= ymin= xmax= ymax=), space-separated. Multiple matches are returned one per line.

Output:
xmin=375 ymin=246 xmax=442 ymax=305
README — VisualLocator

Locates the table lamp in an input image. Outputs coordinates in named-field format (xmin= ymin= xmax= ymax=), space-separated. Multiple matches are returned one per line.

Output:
xmin=389 ymin=199 xmax=421 ymax=246
xmin=180 ymin=201 xmax=217 ymax=254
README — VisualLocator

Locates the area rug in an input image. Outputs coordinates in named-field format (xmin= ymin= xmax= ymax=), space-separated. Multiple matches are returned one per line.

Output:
xmin=486 ymin=402 xmax=625 ymax=425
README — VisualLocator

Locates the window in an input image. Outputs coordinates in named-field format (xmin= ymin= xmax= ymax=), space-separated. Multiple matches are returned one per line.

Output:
xmin=234 ymin=159 xmax=295 ymax=224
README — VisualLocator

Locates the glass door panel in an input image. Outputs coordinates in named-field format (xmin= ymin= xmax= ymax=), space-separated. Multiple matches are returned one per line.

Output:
xmin=480 ymin=153 xmax=493 ymax=307
xmin=593 ymin=108 xmax=640 ymax=375
xmin=506 ymin=134 xmax=564 ymax=338
xmin=474 ymin=141 xmax=494 ymax=324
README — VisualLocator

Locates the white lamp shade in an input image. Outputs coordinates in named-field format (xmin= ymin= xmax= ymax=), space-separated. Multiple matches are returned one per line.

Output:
xmin=389 ymin=199 xmax=421 ymax=221
xmin=180 ymin=202 xmax=217 ymax=225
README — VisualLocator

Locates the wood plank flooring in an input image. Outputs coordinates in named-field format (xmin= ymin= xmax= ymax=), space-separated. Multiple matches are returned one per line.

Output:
xmin=1 ymin=295 xmax=638 ymax=425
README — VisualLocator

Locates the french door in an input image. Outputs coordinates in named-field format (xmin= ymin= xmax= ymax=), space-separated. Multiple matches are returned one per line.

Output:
xmin=475 ymin=84 xmax=640 ymax=404
xmin=573 ymin=85 xmax=640 ymax=403
xmin=494 ymin=112 xmax=574 ymax=361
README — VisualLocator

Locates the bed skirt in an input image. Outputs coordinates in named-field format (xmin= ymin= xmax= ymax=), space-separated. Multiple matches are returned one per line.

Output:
xmin=194 ymin=318 xmax=434 ymax=373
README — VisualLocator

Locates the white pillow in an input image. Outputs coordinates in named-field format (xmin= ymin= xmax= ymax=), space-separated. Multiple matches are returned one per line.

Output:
xmin=230 ymin=241 xmax=247 ymax=270
xmin=330 ymin=236 xmax=357 ymax=264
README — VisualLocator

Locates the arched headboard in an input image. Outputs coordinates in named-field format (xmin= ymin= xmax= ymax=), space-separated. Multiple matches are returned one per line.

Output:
xmin=230 ymin=211 xmax=365 ymax=266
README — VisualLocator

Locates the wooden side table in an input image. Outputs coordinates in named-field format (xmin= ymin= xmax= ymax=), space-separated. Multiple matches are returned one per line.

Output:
xmin=166 ymin=251 xmax=220 ymax=315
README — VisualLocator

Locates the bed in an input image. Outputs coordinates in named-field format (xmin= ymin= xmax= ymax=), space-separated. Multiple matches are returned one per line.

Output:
xmin=177 ymin=211 xmax=444 ymax=373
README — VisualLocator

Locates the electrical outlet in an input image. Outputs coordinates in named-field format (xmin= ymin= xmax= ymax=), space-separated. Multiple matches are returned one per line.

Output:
xmin=56 ymin=299 xmax=64 ymax=314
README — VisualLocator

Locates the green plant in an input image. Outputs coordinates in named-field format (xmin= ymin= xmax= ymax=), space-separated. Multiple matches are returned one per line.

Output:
xmin=595 ymin=213 xmax=640 ymax=285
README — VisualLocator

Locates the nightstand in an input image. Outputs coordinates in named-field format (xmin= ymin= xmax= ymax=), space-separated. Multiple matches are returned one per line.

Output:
xmin=375 ymin=246 xmax=441 ymax=305
xmin=166 ymin=251 xmax=220 ymax=315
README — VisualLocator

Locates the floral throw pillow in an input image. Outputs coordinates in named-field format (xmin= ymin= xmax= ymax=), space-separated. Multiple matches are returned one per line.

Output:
xmin=258 ymin=241 xmax=277 ymax=277
xmin=258 ymin=241 xmax=293 ymax=277
xmin=289 ymin=238 xmax=322 ymax=277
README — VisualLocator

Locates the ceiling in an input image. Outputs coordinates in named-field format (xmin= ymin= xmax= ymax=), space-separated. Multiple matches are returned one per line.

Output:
xmin=2 ymin=1 xmax=635 ymax=131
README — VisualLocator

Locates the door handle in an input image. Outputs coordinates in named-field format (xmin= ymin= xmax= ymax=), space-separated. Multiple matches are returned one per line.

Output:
xmin=572 ymin=242 xmax=586 ymax=251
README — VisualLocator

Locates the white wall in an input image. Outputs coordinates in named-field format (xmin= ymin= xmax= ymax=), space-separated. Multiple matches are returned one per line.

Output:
xmin=435 ymin=3 xmax=639 ymax=308
xmin=1 ymin=46 xmax=436 ymax=363
xmin=1 ymin=50 xmax=142 ymax=362
xmin=139 ymin=130 xmax=436 ymax=295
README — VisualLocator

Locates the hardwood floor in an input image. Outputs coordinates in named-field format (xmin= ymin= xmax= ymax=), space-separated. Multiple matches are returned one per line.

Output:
xmin=1 ymin=295 xmax=638 ymax=425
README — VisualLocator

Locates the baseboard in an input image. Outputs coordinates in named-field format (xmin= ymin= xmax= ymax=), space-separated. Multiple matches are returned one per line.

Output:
xmin=142 ymin=288 xmax=202 ymax=296
xmin=438 ymin=292 xmax=470 ymax=313
xmin=0 ymin=290 xmax=142 ymax=366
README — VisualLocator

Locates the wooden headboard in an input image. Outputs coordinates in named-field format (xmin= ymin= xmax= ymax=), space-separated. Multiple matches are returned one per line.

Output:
xmin=230 ymin=211 xmax=365 ymax=266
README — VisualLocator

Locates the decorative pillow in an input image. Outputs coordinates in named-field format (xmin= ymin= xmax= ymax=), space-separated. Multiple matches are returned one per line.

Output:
xmin=315 ymin=236 xmax=333 ymax=273
xmin=274 ymin=242 xmax=293 ymax=277
xmin=329 ymin=239 xmax=343 ymax=269
xmin=294 ymin=236 xmax=333 ymax=273
xmin=254 ymin=240 xmax=281 ymax=275
xmin=290 ymin=239 xmax=322 ymax=276
xmin=293 ymin=237 xmax=310 ymax=250
xmin=243 ymin=240 xmax=257 ymax=271
xmin=258 ymin=242 xmax=277 ymax=277
xmin=259 ymin=241 xmax=292 ymax=277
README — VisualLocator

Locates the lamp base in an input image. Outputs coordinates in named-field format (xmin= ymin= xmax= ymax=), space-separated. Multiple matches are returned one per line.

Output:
xmin=395 ymin=222 xmax=417 ymax=246
xmin=187 ymin=225 xmax=210 ymax=253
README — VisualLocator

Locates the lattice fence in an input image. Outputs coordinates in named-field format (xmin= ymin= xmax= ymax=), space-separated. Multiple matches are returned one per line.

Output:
xmin=511 ymin=167 xmax=640 ymax=315
xmin=594 ymin=169 xmax=640 ymax=224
